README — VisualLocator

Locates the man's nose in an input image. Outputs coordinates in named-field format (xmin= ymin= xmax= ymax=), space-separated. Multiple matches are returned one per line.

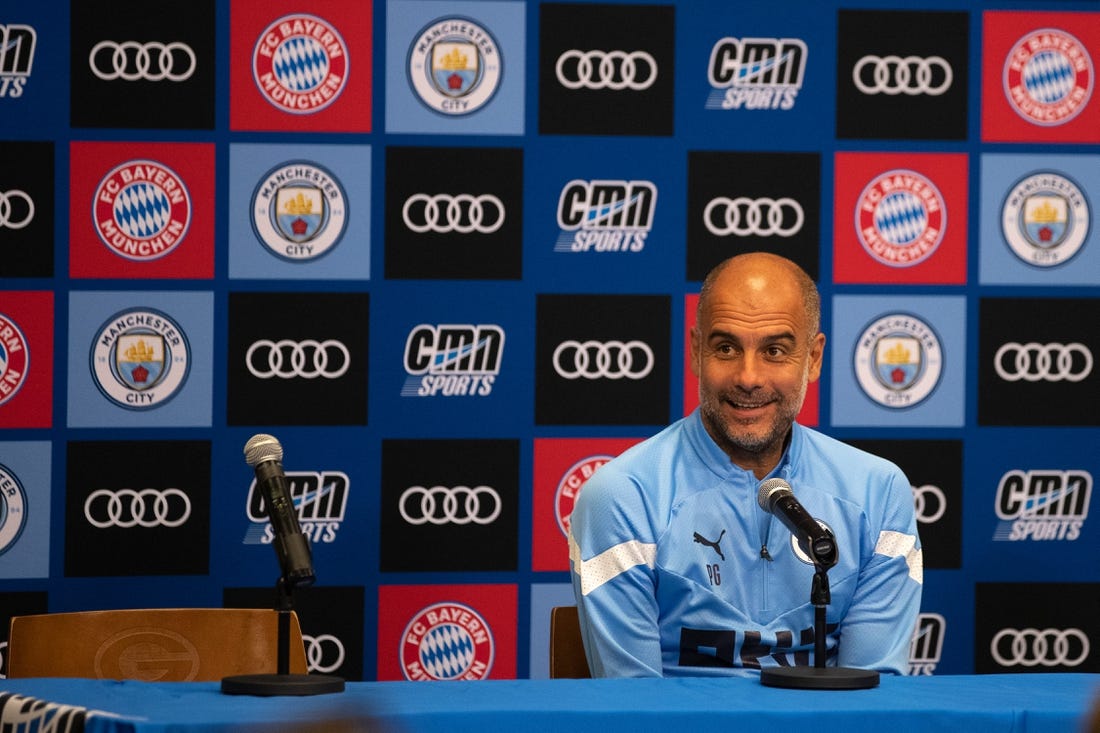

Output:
xmin=733 ymin=353 xmax=763 ymax=388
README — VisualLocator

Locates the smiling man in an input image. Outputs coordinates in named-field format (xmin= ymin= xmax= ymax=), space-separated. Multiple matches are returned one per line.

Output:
xmin=568 ymin=252 xmax=922 ymax=677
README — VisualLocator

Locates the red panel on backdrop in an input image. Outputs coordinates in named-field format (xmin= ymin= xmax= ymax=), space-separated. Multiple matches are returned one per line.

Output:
xmin=532 ymin=437 xmax=645 ymax=572
xmin=981 ymin=11 xmax=1100 ymax=143
xmin=68 ymin=142 xmax=216 ymax=280
xmin=0 ymin=291 xmax=52 ymax=428
xmin=377 ymin=584 xmax=517 ymax=681
xmin=229 ymin=0 xmax=373 ymax=133
xmin=832 ymin=152 xmax=969 ymax=285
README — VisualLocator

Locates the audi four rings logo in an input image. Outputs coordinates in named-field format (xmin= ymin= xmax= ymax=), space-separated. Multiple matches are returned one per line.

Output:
xmin=553 ymin=340 xmax=655 ymax=380
xmin=89 ymin=41 xmax=197 ymax=82
xmin=852 ymin=55 xmax=952 ymax=96
xmin=0 ymin=190 xmax=34 ymax=229
xmin=398 ymin=485 xmax=502 ymax=525
xmin=302 ymin=634 xmax=345 ymax=674
xmin=911 ymin=484 xmax=946 ymax=524
xmin=402 ymin=194 xmax=505 ymax=234
xmin=555 ymin=50 xmax=658 ymax=90
xmin=994 ymin=342 xmax=1093 ymax=383
xmin=991 ymin=628 xmax=1090 ymax=667
xmin=84 ymin=488 xmax=192 ymax=528
xmin=703 ymin=197 xmax=804 ymax=237
xmin=246 ymin=339 xmax=351 ymax=379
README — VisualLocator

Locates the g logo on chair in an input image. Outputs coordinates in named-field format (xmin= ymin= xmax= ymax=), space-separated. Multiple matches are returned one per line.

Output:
xmin=94 ymin=628 xmax=201 ymax=681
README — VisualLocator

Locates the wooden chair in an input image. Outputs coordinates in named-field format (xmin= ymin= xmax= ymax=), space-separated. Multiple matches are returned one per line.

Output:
xmin=549 ymin=605 xmax=591 ymax=678
xmin=6 ymin=608 xmax=308 ymax=681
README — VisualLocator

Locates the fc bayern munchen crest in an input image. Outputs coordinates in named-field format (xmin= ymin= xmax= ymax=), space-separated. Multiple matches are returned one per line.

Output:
xmin=0 ymin=312 xmax=29 ymax=407
xmin=400 ymin=601 xmax=495 ymax=681
xmin=91 ymin=307 xmax=191 ymax=410
xmin=93 ymin=159 xmax=192 ymax=262
xmin=252 ymin=14 xmax=349 ymax=114
xmin=1001 ymin=171 xmax=1090 ymax=267
xmin=408 ymin=17 xmax=502 ymax=116
xmin=554 ymin=455 xmax=612 ymax=537
xmin=0 ymin=462 xmax=28 ymax=556
xmin=854 ymin=313 xmax=943 ymax=409
xmin=856 ymin=170 xmax=945 ymax=268
xmin=251 ymin=161 xmax=349 ymax=262
xmin=1003 ymin=28 xmax=1093 ymax=126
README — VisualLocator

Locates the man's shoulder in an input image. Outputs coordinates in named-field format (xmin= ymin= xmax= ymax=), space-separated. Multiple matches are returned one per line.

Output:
xmin=794 ymin=424 xmax=906 ymax=481
xmin=579 ymin=417 xmax=698 ymax=505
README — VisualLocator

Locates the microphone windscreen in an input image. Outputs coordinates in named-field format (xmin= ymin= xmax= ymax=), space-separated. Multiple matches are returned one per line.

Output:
xmin=757 ymin=477 xmax=792 ymax=512
xmin=244 ymin=433 xmax=283 ymax=466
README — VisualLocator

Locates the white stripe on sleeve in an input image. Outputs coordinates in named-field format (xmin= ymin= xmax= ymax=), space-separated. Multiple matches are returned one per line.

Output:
xmin=875 ymin=530 xmax=924 ymax=584
xmin=569 ymin=531 xmax=657 ymax=596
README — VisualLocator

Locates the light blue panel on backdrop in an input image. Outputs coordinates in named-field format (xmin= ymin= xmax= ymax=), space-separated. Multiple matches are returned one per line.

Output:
xmin=66 ymin=291 xmax=214 ymax=428
xmin=227 ymin=143 xmax=373 ymax=281
xmin=830 ymin=295 xmax=967 ymax=428
xmin=0 ymin=442 xmax=51 ymax=579
xmin=384 ymin=0 xmax=526 ymax=135
xmin=979 ymin=154 xmax=1099 ymax=285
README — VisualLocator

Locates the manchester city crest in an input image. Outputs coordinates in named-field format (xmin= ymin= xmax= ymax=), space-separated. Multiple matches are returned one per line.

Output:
xmin=251 ymin=161 xmax=348 ymax=261
xmin=408 ymin=17 xmax=502 ymax=115
xmin=854 ymin=314 xmax=943 ymax=408
xmin=0 ymin=462 xmax=28 ymax=556
xmin=1001 ymin=172 xmax=1089 ymax=267
xmin=91 ymin=307 xmax=191 ymax=410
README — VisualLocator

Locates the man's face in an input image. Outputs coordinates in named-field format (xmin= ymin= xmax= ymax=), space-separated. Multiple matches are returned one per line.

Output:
xmin=690 ymin=268 xmax=824 ymax=469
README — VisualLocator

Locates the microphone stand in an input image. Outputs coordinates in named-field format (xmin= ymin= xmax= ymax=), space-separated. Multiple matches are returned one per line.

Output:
xmin=760 ymin=534 xmax=879 ymax=690
xmin=221 ymin=577 xmax=345 ymax=696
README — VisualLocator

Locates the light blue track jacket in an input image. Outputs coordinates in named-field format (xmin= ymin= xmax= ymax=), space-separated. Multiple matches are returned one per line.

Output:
xmin=569 ymin=409 xmax=922 ymax=677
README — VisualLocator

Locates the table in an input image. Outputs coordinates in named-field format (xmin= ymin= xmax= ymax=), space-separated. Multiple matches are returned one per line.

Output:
xmin=0 ymin=674 xmax=1097 ymax=733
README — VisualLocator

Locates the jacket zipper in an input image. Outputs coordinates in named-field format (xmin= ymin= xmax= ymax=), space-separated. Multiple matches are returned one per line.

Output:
xmin=759 ymin=516 xmax=773 ymax=611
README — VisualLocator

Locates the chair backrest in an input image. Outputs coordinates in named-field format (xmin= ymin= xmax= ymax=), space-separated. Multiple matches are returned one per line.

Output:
xmin=549 ymin=605 xmax=591 ymax=678
xmin=6 ymin=608 xmax=308 ymax=681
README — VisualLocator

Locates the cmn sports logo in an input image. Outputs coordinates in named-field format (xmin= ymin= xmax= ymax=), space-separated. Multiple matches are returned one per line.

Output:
xmin=993 ymin=470 xmax=1091 ymax=542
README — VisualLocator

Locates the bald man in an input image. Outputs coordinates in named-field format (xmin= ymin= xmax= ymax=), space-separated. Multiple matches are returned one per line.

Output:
xmin=568 ymin=253 xmax=922 ymax=677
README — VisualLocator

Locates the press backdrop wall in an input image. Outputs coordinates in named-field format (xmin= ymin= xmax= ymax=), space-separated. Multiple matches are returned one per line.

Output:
xmin=0 ymin=0 xmax=1097 ymax=681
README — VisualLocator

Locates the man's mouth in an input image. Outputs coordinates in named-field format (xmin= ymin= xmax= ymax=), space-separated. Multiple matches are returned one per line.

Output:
xmin=726 ymin=397 xmax=774 ymax=413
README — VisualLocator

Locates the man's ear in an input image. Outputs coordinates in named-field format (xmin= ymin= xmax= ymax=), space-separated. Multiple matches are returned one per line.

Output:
xmin=807 ymin=332 xmax=825 ymax=382
xmin=689 ymin=326 xmax=702 ymax=378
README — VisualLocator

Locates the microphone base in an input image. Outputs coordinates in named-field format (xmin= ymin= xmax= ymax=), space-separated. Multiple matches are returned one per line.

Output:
xmin=221 ymin=673 xmax=345 ymax=696
xmin=760 ymin=666 xmax=879 ymax=690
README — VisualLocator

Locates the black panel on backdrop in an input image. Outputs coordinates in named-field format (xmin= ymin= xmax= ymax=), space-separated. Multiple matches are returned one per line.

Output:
xmin=64 ymin=441 xmax=211 ymax=576
xmin=974 ymin=583 xmax=1099 ymax=673
xmin=380 ymin=439 xmax=519 ymax=573
xmin=978 ymin=298 xmax=1099 ymax=426
xmin=225 ymin=585 xmax=365 ymax=682
xmin=845 ymin=439 xmax=962 ymax=569
xmin=0 ymin=141 xmax=54 ymax=278
xmin=69 ymin=0 xmax=216 ymax=129
xmin=227 ymin=292 xmax=369 ymax=426
xmin=535 ymin=294 xmax=670 ymax=426
xmin=384 ymin=147 xmax=523 ymax=280
xmin=0 ymin=591 xmax=48 ymax=677
xmin=836 ymin=10 xmax=969 ymax=140
xmin=686 ymin=151 xmax=820 ymax=282
xmin=539 ymin=3 xmax=675 ymax=136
